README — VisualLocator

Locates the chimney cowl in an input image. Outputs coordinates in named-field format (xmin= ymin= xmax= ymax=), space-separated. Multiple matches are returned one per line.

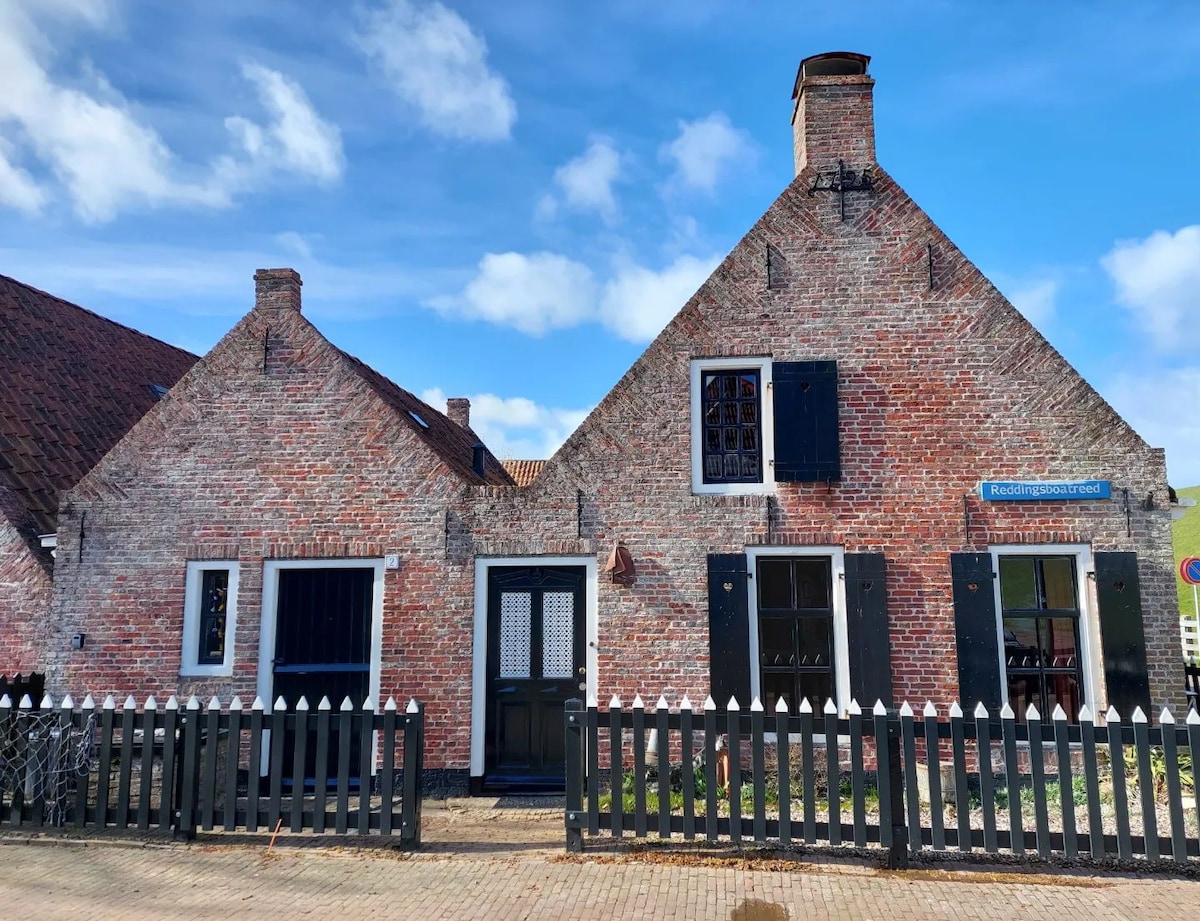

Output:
xmin=446 ymin=397 xmax=471 ymax=429
xmin=790 ymin=51 xmax=876 ymax=178
xmin=792 ymin=51 xmax=871 ymax=98
xmin=254 ymin=268 xmax=302 ymax=313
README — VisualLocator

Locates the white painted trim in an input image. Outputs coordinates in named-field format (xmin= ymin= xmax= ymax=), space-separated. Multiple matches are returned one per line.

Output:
xmin=690 ymin=356 xmax=776 ymax=496
xmin=256 ymin=559 xmax=385 ymax=715
xmin=988 ymin=544 xmax=1099 ymax=715
xmin=180 ymin=561 xmax=239 ymax=678
xmin=745 ymin=546 xmax=850 ymax=714
xmin=471 ymin=555 xmax=598 ymax=779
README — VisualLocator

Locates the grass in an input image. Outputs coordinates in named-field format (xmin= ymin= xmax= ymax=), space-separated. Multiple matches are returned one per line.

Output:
xmin=1172 ymin=485 xmax=1200 ymax=623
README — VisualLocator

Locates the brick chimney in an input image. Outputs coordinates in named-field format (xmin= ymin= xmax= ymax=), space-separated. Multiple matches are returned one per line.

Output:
xmin=791 ymin=52 xmax=875 ymax=176
xmin=254 ymin=268 xmax=302 ymax=313
xmin=446 ymin=397 xmax=471 ymax=428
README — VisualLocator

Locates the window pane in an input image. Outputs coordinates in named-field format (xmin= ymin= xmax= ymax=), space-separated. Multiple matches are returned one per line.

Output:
xmin=197 ymin=569 xmax=229 ymax=666
xmin=795 ymin=616 xmax=832 ymax=666
xmin=797 ymin=672 xmax=834 ymax=712
xmin=740 ymin=401 xmax=757 ymax=424
xmin=1003 ymin=617 xmax=1040 ymax=669
xmin=741 ymin=454 xmax=760 ymax=477
xmin=722 ymin=375 xmax=738 ymax=398
xmin=794 ymin=559 xmax=831 ymax=609
xmin=1039 ymin=617 xmax=1078 ymax=669
xmin=723 ymin=402 xmax=737 ymax=424
xmin=705 ymin=403 xmax=720 ymax=425
xmin=1041 ymin=558 xmax=1076 ymax=610
xmin=706 ymin=428 xmax=721 ymax=452
xmin=724 ymin=454 xmax=740 ymax=477
xmin=741 ymin=428 xmax=758 ymax=451
xmin=739 ymin=373 xmax=757 ymax=398
xmin=706 ymin=455 xmax=722 ymax=479
xmin=763 ymin=673 xmax=794 ymax=714
xmin=699 ymin=368 xmax=763 ymax=485
xmin=999 ymin=557 xmax=1037 ymax=611
xmin=723 ymin=427 xmax=739 ymax=450
xmin=759 ymin=617 xmax=793 ymax=664
xmin=1044 ymin=674 xmax=1081 ymax=722
xmin=704 ymin=374 xmax=720 ymax=399
xmin=758 ymin=559 xmax=793 ymax=609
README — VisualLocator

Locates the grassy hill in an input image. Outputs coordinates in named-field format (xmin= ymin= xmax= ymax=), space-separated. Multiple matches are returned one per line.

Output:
xmin=1172 ymin=485 xmax=1200 ymax=620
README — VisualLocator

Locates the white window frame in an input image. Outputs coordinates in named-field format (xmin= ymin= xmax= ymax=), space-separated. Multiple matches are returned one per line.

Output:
xmin=690 ymin=357 xmax=776 ymax=496
xmin=180 ymin=561 xmax=239 ymax=678
xmin=746 ymin=545 xmax=851 ymax=714
xmin=470 ymin=555 xmax=599 ymax=780
xmin=988 ymin=544 xmax=1100 ymax=716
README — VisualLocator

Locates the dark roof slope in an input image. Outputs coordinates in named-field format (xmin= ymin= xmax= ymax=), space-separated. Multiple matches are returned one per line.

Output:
xmin=0 ymin=274 xmax=198 ymax=543
xmin=336 ymin=350 xmax=513 ymax=486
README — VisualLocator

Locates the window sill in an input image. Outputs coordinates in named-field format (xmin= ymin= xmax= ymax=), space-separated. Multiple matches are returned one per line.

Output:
xmin=692 ymin=481 xmax=776 ymax=497
xmin=179 ymin=665 xmax=234 ymax=679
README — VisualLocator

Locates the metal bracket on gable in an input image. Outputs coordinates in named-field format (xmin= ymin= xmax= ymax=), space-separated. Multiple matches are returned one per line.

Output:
xmin=807 ymin=159 xmax=875 ymax=220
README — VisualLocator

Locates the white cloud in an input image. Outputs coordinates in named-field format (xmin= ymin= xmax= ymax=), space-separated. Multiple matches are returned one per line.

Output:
xmin=422 ymin=388 xmax=589 ymax=460
xmin=1105 ymin=366 xmax=1200 ymax=486
xmin=355 ymin=0 xmax=516 ymax=142
xmin=660 ymin=112 xmax=754 ymax=193
xmin=550 ymin=136 xmax=622 ymax=222
xmin=599 ymin=254 xmax=719 ymax=342
xmin=1102 ymin=225 xmax=1200 ymax=351
xmin=219 ymin=63 xmax=343 ymax=187
xmin=1006 ymin=278 xmax=1058 ymax=328
xmin=0 ymin=4 xmax=341 ymax=222
xmin=439 ymin=249 xmax=718 ymax=342
xmin=441 ymin=251 xmax=598 ymax=336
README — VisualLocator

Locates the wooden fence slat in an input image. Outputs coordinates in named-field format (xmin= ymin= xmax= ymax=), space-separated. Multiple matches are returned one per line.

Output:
xmin=223 ymin=700 xmax=241 ymax=831
xmin=610 ymin=697 xmax=624 ymax=839
xmin=1079 ymin=706 xmax=1106 ymax=857
xmin=313 ymin=698 xmax=330 ymax=834
xmin=291 ymin=700 xmax=310 ymax=833
xmin=1160 ymin=709 xmax=1187 ymax=863
xmin=849 ymin=702 xmax=866 ymax=848
xmin=246 ymin=699 xmax=265 ymax=833
xmin=727 ymin=700 xmax=742 ymax=845
xmin=949 ymin=704 xmax=970 ymax=853
xmin=28 ymin=697 xmax=51 ymax=829
xmin=632 ymin=696 xmax=646 ymax=838
xmin=335 ymin=699 xmax=353 ymax=834
xmin=974 ymin=705 xmax=997 ymax=854
xmin=823 ymin=700 xmax=840 ymax=846
xmin=872 ymin=703 xmax=893 ymax=856
xmin=1105 ymin=710 xmax=1133 ymax=860
xmin=358 ymin=702 xmax=374 ymax=836
xmin=75 ymin=696 xmax=97 ymax=829
xmin=137 ymin=699 xmax=156 ymax=830
xmin=1188 ymin=710 xmax=1200 ymax=848
xmin=655 ymin=697 xmax=671 ymax=840
xmin=1131 ymin=709 xmax=1157 ymax=860
xmin=380 ymin=699 xmax=396 ymax=836
xmin=202 ymin=698 xmax=222 ymax=832
xmin=1 ymin=695 xmax=14 ymax=824
xmin=1025 ymin=706 xmax=1052 ymax=858
xmin=113 ymin=697 xmax=137 ymax=828
xmin=923 ymin=704 xmax=944 ymax=851
xmin=565 ymin=698 xmax=584 ymax=853
xmin=400 ymin=700 xmax=423 ymax=847
xmin=800 ymin=700 xmax=815 ymax=845
xmin=704 ymin=699 xmax=717 ymax=841
xmin=587 ymin=698 xmax=600 ymax=836
xmin=776 ymin=699 xmax=791 ymax=848
xmin=268 ymin=700 xmax=286 ymax=831
xmin=1052 ymin=706 xmax=1077 ymax=857
xmin=1000 ymin=704 xmax=1023 ymax=855
xmin=751 ymin=698 xmax=766 ymax=843
xmin=176 ymin=697 xmax=201 ymax=840
xmin=900 ymin=704 xmax=920 ymax=856
xmin=96 ymin=696 xmax=116 ymax=829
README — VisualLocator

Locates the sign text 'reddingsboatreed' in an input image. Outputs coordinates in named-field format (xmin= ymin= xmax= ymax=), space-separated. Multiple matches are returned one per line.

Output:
xmin=979 ymin=480 xmax=1111 ymax=501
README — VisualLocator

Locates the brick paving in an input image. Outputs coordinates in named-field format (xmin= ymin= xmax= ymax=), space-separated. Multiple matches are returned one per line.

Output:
xmin=1 ymin=802 xmax=1198 ymax=920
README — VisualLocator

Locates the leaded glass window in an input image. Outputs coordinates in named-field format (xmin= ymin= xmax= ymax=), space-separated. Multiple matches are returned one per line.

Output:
xmin=197 ymin=569 xmax=229 ymax=666
xmin=757 ymin=556 xmax=835 ymax=712
xmin=701 ymin=369 xmax=762 ymax=484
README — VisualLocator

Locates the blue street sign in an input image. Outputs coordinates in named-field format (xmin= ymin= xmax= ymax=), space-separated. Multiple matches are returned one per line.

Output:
xmin=1186 ymin=559 xmax=1200 ymax=584
xmin=979 ymin=480 xmax=1111 ymax=501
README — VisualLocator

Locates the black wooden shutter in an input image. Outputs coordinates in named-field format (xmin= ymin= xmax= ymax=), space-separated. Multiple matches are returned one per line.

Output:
xmin=951 ymin=552 xmax=1002 ymax=711
xmin=845 ymin=553 xmax=892 ymax=708
xmin=772 ymin=360 xmax=840 ymax=482
xmin=1094 ymin=551 xmax=1151 ymax=717
xmin=707 ymin=553 xmax=750 ymax=708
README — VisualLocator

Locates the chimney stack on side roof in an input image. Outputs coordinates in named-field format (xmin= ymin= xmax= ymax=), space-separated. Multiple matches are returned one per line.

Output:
xmin=254 ymin=268 xmax=302 ymax=314
xmin=791 ymin=51 xmax=875 ymax=176
xmin=446 ymin=397 xmax=471 ymax=429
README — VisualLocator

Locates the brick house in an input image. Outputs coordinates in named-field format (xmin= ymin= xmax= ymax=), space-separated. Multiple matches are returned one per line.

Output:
xmin=49 ymin=52 xmax=1177 ymax=794
xmin=0 ymin=275 xmax=196 ymax=676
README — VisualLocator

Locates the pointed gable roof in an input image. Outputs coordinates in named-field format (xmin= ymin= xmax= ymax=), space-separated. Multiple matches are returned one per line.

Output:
xmin=0 ymin=274 xmax=198 ymax=546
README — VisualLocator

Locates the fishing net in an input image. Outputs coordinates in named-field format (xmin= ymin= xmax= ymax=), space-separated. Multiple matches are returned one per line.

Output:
xmin=0 ymin=709 xmax=96 ymax=825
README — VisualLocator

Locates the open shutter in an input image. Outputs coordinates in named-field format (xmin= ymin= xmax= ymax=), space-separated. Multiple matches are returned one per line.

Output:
xmin=952 ymin=553 xmax=1002 ymax=711
xmin=1095 ymin=551 xmax=1151 ymax=717
xmin=772 ymin=360 xmax=840 ymax=482
xmin=708 ymin=553 xmax=750 ymax=708
xmin=845 ymin=553 xmax=892 ymax=708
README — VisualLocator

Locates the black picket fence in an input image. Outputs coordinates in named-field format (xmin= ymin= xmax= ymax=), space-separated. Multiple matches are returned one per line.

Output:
xmin=0 ymin=674 xmax=44 ymax=704
xmin=0 ymin=693 xmax=424 ymax=845
xmin=564 ymin=695 xmax=1200 ymax=866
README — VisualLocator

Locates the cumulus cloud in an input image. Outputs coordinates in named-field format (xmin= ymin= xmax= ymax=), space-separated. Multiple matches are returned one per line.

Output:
xmin=660 ymin=112 xmax=754 ymax=193
xmin=545 ymin=136 xmax=622 ymax=223
xmin=1105 ymin=366 xmax=1200 ymax=486
xmin=0 ymin=4 xmax=342 ymax=222
xmin=1006 ymin=278 xmax=1058 ymax=328
xmin=1102 ymin=225 xmax=1200 ymax=350
xmin=422 ymin=388 xmax=589 ymax=460
xmin=355 ymin=0 xmax=516 ymax=142
xmin=438 ymin=249 xmax=718 ymax=342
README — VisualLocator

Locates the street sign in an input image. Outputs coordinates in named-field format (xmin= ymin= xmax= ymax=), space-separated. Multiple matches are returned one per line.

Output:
xmin=1180 ymin=557 xmax=1200 ymax=585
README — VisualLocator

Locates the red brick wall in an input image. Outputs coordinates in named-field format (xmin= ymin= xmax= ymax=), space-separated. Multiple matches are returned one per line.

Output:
xmin=0 ymin=519 xmax=52 ymax=676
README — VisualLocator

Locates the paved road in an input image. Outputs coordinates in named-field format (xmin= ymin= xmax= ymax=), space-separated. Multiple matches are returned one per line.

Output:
xmin=1 ymin=801 xmax=1197 ymax=920
xmin=3 ymin=840 xmax=1198 ymax=921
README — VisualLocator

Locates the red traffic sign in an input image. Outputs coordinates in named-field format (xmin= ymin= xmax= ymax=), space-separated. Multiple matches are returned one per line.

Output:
xmin=1181 ymin=557 xmax=1200 ymax=585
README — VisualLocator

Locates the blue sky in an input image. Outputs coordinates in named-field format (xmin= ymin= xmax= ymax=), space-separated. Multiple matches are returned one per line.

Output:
xmin=3 ymin=1 xmax=1200 ymax=481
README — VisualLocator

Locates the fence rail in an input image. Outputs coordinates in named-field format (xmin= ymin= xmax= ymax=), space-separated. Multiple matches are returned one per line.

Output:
xmin=565 ymin=695 xmax=1200 ymax=866
xmin=0 ymin=693 xmax=424 ymax=844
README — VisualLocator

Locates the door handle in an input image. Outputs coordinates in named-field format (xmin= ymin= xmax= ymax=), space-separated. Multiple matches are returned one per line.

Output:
xmin=577 ymin=666 xmax=586 ymax=676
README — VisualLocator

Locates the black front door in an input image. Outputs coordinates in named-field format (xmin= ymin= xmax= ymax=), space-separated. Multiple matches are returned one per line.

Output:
xmin=272 ymin=567 xmax=374 ymax=785
xmin=485 ymin=566 xmax=585 ymax=791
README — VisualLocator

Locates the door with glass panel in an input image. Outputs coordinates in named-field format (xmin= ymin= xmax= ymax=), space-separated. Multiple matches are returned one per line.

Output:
xmin=485 ymin=566 xmax=585 ymax=790
xmin=757 ymin=556 xmax=836 ymax=712
xmin=998 ymin=555 xmax=1083 ymax=721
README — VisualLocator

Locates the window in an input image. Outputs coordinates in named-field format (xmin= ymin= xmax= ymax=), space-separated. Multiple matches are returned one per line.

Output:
xmin=181 ymin=562 xmax=239 ymax=676
xmin=690 ymin=357 xmax=840 ymax=494
xmin=690 ymin=357 xmax=775 ymax=495
xmin=745 ymin=547 xmax=850 ymax=712
xmin=995 ymin=553 xmax=1087 ymax=721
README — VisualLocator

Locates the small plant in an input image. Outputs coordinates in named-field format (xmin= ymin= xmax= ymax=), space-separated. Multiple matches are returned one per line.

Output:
xmin=1123 ymin=745 xmax=1195 ymax=801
